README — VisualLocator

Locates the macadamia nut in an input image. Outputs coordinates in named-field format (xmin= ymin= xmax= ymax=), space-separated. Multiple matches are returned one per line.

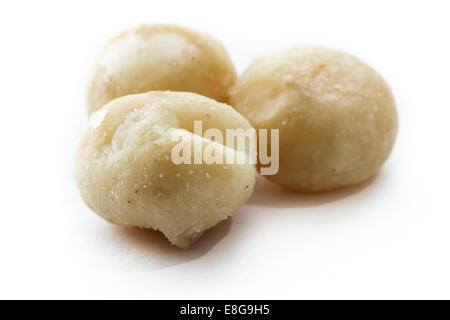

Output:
xmin=75 ymin=92 xmax=256 ymax=247
xmin=87 ymin=25 xmax=237 ymax=114
xmin=229 ymin=46 xmax=398 ymax=191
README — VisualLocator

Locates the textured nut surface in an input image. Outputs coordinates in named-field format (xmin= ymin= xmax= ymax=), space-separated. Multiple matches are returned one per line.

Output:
xmin=76 ymin=92 xmax=255 ymax=247
xmin=87 ymin=24 xmax=236 ymax=114
xmin=229 ymin=46 xmax=398 ymax=191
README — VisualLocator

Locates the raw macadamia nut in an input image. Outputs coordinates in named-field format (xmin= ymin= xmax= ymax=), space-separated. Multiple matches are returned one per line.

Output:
xmin=86 ymin=24 xmax=237 ymax=114
xmin=75 ymin=92 xmax=256 ymax=248
xmin=229 ymin=46 xmax=398 ymax=191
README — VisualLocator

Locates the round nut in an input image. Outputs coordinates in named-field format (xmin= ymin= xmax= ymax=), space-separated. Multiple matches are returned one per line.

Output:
xmin=229 ymin=46 xmax=398 ymax=191
xmin=76 ymin=91 xmax=256 ymax=247
xmin=87 ymin=25 xmax=236 ymax=114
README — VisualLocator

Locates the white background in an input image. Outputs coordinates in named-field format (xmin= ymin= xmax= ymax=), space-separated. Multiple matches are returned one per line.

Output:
xmin=0 ymin=0 xmax=449 ymax=299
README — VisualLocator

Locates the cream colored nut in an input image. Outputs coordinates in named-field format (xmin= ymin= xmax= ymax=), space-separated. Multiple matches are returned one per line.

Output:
xmin=86 ymin=24 xmax=237 ymax=114
xmin=75 ymin=92 xmax=256 ymax=248
xmin=229 ymin=46 xmax=398 ymax=191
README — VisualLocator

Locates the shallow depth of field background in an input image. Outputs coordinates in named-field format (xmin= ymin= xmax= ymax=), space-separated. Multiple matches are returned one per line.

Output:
xmin=0 ymin=0 xmax=449 ymax=299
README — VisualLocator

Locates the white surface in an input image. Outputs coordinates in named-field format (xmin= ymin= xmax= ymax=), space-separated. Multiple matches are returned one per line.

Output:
xmin=0 ymin=0 xmax=449 ymax=299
